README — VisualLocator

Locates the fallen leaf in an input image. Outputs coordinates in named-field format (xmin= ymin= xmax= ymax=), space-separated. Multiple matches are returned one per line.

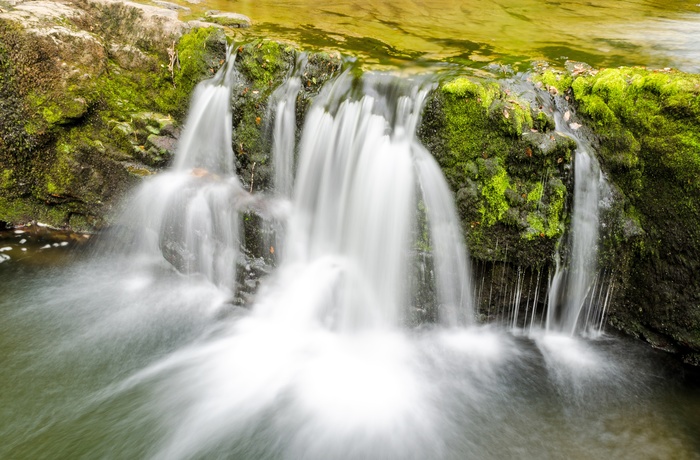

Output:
xmin=564 ymin=110 xmax=570 ymax=121
xmin=255 ymin=116 xmax=261 ymax=125
xmin=569 ymin=122 xmax=582 ymax=130
xmin=503 ymin=109 xmax=510 ymax=119
xmin=525 ymin=147 xmax=533 ymax=157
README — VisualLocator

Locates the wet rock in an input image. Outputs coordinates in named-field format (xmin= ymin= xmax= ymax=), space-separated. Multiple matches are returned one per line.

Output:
xmin=204 ymin=10 xmax=251 ymax=28
xmin=152 ymin=1 xmax=190 ymax=11
xmin=143 ymin=134 xmax=177 ymax=165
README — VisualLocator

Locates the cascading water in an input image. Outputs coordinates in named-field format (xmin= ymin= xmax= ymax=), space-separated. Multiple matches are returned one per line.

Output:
xmin=105 ymin=49 xmax=251 ymax=294
xmin=2 ymin=56 xmax=697 ymax=460
xmin=545 ymin=104 xmax=605 ymax=336
xmin=278 ymin=73 xmax=474 ymax=329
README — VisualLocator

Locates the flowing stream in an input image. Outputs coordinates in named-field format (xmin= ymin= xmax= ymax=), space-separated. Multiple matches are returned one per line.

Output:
xmin=1 ymin=52 xmax=699 ymax=459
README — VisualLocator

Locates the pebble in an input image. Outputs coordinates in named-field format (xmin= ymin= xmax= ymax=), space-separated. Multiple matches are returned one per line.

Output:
xmin=0 ymin=246 xmax=11 ymax=252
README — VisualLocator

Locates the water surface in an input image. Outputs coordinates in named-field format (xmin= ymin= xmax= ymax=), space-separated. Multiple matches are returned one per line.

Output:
xmin=188 ymin=0 xmax=700 ymax=70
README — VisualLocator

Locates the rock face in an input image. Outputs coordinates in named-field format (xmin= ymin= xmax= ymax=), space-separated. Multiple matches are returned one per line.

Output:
xmin=420 ymin=66 xmax=700 ymax=364
xmin=564 ymin=67 xmax=700 ymax=364
xmin=0 ymin=0 xmax=227 ymax=230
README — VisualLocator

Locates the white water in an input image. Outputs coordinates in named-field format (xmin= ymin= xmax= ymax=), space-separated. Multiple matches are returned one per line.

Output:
xmin=106 ymin=50 xmax=250 ymax=294
xmin=546 ymin=106 xmax=604 ymax=336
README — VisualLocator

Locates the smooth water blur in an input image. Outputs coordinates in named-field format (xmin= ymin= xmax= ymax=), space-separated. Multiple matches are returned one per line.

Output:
xmin=1 ymin=257 xmax=699 ymax=459
xmin=186 ymin=0 xmax=700 ymax=71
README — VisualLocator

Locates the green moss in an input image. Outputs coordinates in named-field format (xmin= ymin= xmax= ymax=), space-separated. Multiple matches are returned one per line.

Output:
xmin=44 ymin=141 xmax=76 ymax=196
xmin=95 ymin=27 xmax=226 ymax=122
xmin=237 ymin=40 xmax=288 ymax=89
xmin=525 ymin=213 xmax=545 ymax=237
xmin=0 ymin=196 xmax=68 ymax=227
xmin=537 ymin=70 xmax=573 ymax=93
xmin=478 ymin=159 xmax=511 ymax=226
xmin=571 ymin=68 xmax=700 ymax=193
xmin=526 ymin=182 xmax=543 ymax=203
xmin=1 ymin=169 xmax=14 ymax=189
xmin=545 ymin=180 xmax=566 ymax=237
xmin=442 ymin=77 xmax=499 ymax=109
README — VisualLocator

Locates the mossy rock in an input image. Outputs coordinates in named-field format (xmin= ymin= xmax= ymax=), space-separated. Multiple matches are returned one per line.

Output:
xmin=567 ymin=67 xmax=700 ymax=359
xmin=0 ymin=0 xmax=227 ymax=230
xmin=419 ymin=75 xmax=574 ymax=267
xmin=231 ymin=41 xmax=341 ymax=193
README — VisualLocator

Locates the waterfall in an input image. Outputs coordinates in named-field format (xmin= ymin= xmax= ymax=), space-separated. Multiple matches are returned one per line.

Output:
xmin=106 ymin=48 xmax=248 ymax=294
xmin=546 ymin=104 xmax=604 ymax=336
xmin=8 ymin=54 xmax=683 ymax=460
xmin=269 ymin=72 xmax=474 ymax=330
xmin=271 ymin=54 xmax=306 ymax=199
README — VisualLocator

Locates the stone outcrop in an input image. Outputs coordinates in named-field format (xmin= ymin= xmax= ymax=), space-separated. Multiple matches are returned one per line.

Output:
xmin=0 ymin=0 xmax=228 ymax=230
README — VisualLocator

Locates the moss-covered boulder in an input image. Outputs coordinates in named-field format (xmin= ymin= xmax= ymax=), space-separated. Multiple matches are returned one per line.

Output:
xmin=0 ymin=0 xmax=227 ymax=230
xmin=418 ymin=74 xmax=576 ymax=319
xmin=558 ymin=67 xmax=700 ymax=363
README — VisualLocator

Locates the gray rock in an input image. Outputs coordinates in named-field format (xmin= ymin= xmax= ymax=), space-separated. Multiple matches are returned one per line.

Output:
xmin=204 ymin=11 xmax=251 ymax=28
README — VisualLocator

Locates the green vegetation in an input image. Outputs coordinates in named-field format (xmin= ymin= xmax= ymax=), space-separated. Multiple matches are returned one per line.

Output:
xmin=568 ymin=67 xmax=700 ymax=360
xmin=419 ymin=75 xmax=574 ymax=265
xmin=0 ymin=4 xmax=228 ymax=229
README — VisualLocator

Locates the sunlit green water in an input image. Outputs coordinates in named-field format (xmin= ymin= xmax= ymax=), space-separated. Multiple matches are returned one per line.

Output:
xmin=182 ymin=0 xmax=700 ymax=70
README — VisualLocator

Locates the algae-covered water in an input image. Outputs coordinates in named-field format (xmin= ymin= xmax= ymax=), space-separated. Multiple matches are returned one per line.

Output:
xmin=190 ymin=0 xmax=700 ymax=70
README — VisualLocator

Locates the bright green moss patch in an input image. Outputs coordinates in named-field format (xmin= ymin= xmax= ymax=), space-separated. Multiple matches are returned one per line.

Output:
xmin=478 ymin=159 xmax=511 ymax=226
xmin=572 ymin=67 xmax=700 ymax=193
xmin=526 ymin=182 xmax=543 ymax=203
xmin=237 ymin=40 xmax=288 ymax=89
xmin=537 ymin=70 xmax=573 ymax=94
xmin=443 ymin=77 xmax=499 ymax=109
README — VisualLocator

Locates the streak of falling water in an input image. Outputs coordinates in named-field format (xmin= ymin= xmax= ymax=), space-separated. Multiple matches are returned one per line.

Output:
xmin=546 ymin=105 xmax=603 ymax=335
xmin=104 ymin=48 xmax=246 ymax=294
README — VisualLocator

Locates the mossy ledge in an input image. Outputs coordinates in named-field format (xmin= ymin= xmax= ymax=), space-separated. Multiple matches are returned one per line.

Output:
xmin=420 ymin=67 xmax=700 ymax=361
xmin=550 ymin=66 xmax=700 ymax=363
xmin=0 ymin=0 xmax=227 ymax=231
xmin=419 ymin=76 xmax=574 ymax=266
